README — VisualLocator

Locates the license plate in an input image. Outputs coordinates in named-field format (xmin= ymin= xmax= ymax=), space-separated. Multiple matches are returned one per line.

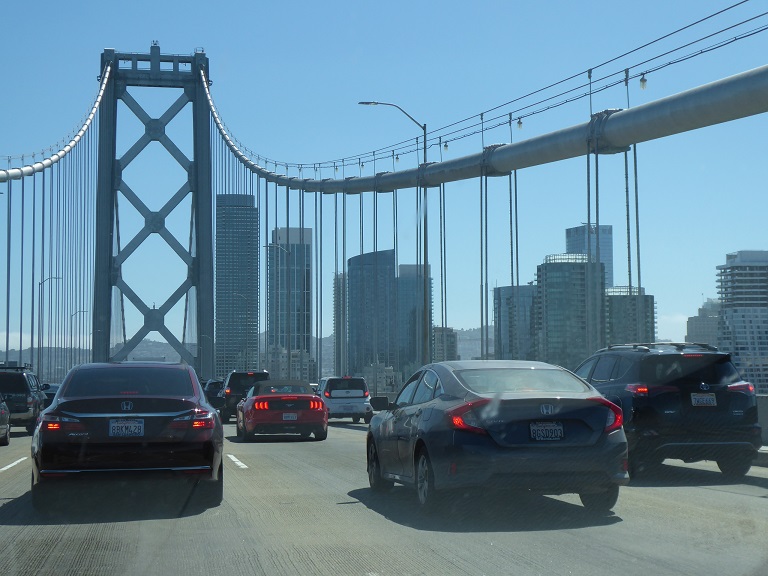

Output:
xmin=109 ymin=418 xmax=144 ymax=437
xmin=341 ymin=405 xmax=352 ymax=412
xmin=691 ymin=393 xmax=717 ymax=406
xmin=282 ymin=413 xmax=298 ymax=421
xmin=530 ymin=421 xmax=564 ymax=441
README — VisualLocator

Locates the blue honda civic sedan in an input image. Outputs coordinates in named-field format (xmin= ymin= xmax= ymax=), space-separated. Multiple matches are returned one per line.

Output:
xmin=367 ymin=360 xmax=629 ymax=513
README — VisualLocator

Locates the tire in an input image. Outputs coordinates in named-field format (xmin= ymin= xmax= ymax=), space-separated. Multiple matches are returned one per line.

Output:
xmin=367 ymin=441 xmax=393 ymax=492
xmin=314 ymin=427 xmax=328 ymax=441
xmin=238 ymin=418 xmax=250 ymax=443
xmin=579 ymin=484 xmax=620 ymax=513
xmin=0 ymin=424 xmax=9 ymax=446
xmin=415 ymin=449 xmax=440 ymax=509
xmin=363 ymin=413 xmax=373 ymax=424
xmin=353 ymin=417 xmax=361 ymax=424
xmin=717 ymin=456 xmax=752 ymax=479
xmin=196 ymin=464 xmax=224 ymax=508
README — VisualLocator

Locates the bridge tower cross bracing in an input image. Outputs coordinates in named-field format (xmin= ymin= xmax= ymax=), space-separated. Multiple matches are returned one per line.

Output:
xmin=93 ymin=44 xmax=214 ymax=376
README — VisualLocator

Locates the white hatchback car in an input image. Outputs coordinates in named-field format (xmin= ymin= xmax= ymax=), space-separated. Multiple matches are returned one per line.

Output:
xmin=317 ymin=376 xmax=373 ymax=424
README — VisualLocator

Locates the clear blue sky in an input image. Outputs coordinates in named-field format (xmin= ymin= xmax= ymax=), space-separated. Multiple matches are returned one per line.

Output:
xmin=1 ymin=0 xmax=767 ymax=342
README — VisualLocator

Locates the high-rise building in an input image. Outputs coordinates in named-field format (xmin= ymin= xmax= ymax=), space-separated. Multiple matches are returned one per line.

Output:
xmin=433 ymin=327 xmax=459 ymax=362
xmin=686 ymin=298 xmax=721 ymax=346
xmin=397 ymin=264 xmax=433 ymax=378
xmin=333 ymin=272 xmax=347 ymax=376
xmin=605 ymin=286 xmax=656 ymax=345
xmin=347 ymin=250 xmax=397 ymax=376
xmin=566 ymin=224 xmax=614 ymax=288
xmin=716 ymin=251 xmax=768 ymax=393
xmin=215 ymin=194 xmax=259 ymax=375
xmin=265 ymin=227 xmax=312 ymax=379
xmin=535 ymin=254 xmax=605 ymax=370
xmin=493 ymin=285 xmax=536 ymax=360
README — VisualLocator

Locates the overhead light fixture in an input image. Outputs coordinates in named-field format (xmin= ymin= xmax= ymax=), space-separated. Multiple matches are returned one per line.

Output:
xmin=395 ymin=154 xmax=400 ymax=162
xmin=443 ymin=142 xmax=448 ymax=151
xmin=640 ymin=73 xmax=647 ymax=90
xmin=517 ymin=118 xmax=523 ymax=130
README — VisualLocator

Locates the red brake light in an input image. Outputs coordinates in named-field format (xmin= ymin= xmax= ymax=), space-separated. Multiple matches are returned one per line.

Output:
xmin=446 ymin=400 xmax=489 ymax=435
xmin=253 ymin=401 xmax=269 ymax=410
xmin=363 ymin=390 xmax=369 ymax=398
xmin=323 ymin=390 xmax=330 ymax=398
xmin=728 ymin=382 xmax=755 ymax=394
xmin=224 ymin=387 xmax=231 ymax=396
xmin=41 ymin=414 xmax=85 ymax=432
xmin=310 ymin=399 xmax=323 ymax=410
xmin=625 ymin=384 xmax=649 ymax=396
xmin=590 ymin=397 xmax=624 ymax=433
xmin=281 ymin=396 xmax=298 ymax=400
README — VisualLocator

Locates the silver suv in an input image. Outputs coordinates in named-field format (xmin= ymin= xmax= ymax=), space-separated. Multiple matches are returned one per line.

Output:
xmin=317 ymin=376 xmax=373 ymax=424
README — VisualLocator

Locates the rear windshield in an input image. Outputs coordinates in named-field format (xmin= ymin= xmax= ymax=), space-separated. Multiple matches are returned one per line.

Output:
xmin=257 ymin=383 xmax=314 ymax=395
xmin=228 ymin=372 xmax=269 ymax=392
xmin=326 ymin=378 xmax=367 ymax=392
xmin=455 ymin=367 xmax=590 ymax=394
xmin=640 ymin=356 xmax=742 ymax=385
xmin=0 ymin=373 xmax=27 ymax=393
xmin=63 ymin=367 xmax=195 ymax=397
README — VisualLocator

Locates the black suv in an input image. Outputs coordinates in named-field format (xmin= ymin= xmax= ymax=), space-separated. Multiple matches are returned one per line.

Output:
xmin=0 ymin=363 xmax=49 ymax=435
xmin=218 ymin=370 xmax=269 ymax=422
xmin=574 ymin=343 xmax=762 ymax=478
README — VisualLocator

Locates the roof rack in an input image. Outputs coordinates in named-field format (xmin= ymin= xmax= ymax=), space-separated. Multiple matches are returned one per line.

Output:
xmin=0 ymin=361 xmax=33 ymax=371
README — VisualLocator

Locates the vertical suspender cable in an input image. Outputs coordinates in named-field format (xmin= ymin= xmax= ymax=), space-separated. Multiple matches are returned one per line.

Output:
xmin=19 ymin=160 xmax=26 ymax=362
xmin=4 ymin=161 xmax=11 ymax=360
xmin=342 ymin=161 xmax=347 ymax=374
xmin=372 ymin=152 xmax=379 ymax=378
xmin=594 ymin=134 xmax=602 ymax=351
xmin=479 ymin=170 xmax=484 ymax=360
xmin=334 ymin=187 xmax=339 ymax=374
xmin=438 ymin=138 xmax=446 ymax=360
xmin=30 ymin=158 xmax=38 ymax=367
xmin=392 ymin=151 xmax=399 ymax=376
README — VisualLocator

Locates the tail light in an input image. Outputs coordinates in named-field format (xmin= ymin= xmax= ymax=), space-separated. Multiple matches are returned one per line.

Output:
xmin=40 ymin=414 xmax=85 ymax=432
xmin=363 ymin=390 xmax=370 ymax=398
xmin=253 ymin=401 xmax=269 ymax=410
xmin=446 ymin=399 xmax=490 ymax=435
xmin=224 ymin=387 xmax=231 ymax=396
xmin=625 ymin=384 xmax=648 ymax=396
xmin=728 ymin=382 xmax=755 ymax=394
xmin=310 ymin=399 xmax=323 ymax=410
xmin=323 ymin=390 xmax=331 ymax=398
xmin=172 ymin=409 xmax=216 ymax=429
xmin=590 ymin=397 xmax=623 ymax=433
xmin=27 ymin=395 xmax=34 ymax=407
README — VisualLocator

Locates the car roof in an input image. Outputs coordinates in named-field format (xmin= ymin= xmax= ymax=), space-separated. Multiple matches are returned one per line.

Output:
xmin=432 ymin=359 xmax=566 ymax=371
xmin=594 ymin=342 xmax=726 ymax=356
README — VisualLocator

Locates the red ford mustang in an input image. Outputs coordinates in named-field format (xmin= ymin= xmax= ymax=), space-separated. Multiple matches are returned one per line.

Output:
xmin=236 ymin=380 xmax=328 ymax=441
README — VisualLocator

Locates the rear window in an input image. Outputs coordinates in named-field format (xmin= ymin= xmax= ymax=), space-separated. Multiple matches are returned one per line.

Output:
xmin=63 ymin=367 xmax=195 ymax=397
xmin=0 ymin=373 xmax=28 ymax=393
xmin=455 ymin=367 xmax=591 ymax=394
xmin=257 ymin=383 xmax=314 ymax=395
xmin=326 ymin=378 xmax=367 ymax=392
xmin=228 ymin=372 xmax=269 ymax=392
xmin=640 ymin=356 xmax=742 ymax=385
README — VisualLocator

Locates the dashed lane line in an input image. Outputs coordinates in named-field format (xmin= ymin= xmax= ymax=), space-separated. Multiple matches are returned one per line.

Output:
xmin=0 ymin=457 xmax=28 ymax=472
xmin=227 ymin=454 xmax=248 ymax=469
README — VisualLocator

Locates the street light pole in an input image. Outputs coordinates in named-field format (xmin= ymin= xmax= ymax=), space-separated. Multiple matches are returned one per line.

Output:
xmin=69 ymin=310 xmax=88 ymax=368
xmin=359 ymin=101 xmax=430 ymax=365
xmin=37 ymin=276 xmax=61 ymax=381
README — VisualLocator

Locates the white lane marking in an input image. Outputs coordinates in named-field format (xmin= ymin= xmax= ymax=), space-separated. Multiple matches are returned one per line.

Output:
xmin=227 ymin=454 xmax=248 ymax=469
xmin=0 ymin=457 xmax=28 ymax=472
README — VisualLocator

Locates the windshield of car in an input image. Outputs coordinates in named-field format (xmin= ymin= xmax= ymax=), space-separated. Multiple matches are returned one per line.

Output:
xmin=640 ymin=356 xmax=743 ymax=385
xmin=62 ymin=367 xmax=195 ymax=397
xmin=455 ymin=367 xmax=591 ymax=394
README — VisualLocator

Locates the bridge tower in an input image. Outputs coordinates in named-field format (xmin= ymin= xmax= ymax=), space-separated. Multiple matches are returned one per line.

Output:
xmin=93 ymin=44 xmax=214 ymax=377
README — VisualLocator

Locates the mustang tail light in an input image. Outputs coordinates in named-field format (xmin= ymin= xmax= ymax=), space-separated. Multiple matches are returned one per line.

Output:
xmin=41 ymin=414 xmax=85 ymax=432
xmin=253 ymin=401 xmax=269 ymax=410
xmin=589 ymin=397 xmax=624 ymax=433
xmin=446 ymin=399 xmax=490 ymax=435
xmin=728 ymin=382 xmax=755 ymax=394
xmin=310 ymin=399 xmax=323 ymax=410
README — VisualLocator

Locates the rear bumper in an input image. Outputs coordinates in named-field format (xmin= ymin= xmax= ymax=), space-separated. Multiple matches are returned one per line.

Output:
xmin=627 ymin=425 xmax=762 ymax=463
xmin=429 ymin=430 xmax=629 ymax=493
xmin=9 ymin=409 xmax=35 ymax=426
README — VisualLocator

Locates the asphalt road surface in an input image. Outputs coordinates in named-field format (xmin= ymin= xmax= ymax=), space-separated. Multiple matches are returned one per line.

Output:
xmin=1 ymin=422 xmax=767 ymax=576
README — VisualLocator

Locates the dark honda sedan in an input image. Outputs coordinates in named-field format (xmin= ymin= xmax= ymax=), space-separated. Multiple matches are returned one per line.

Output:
xmin=367 ymin=360 xmax=629 ymax=513
xmin=30 ymin=362 xmax=224 ymax=509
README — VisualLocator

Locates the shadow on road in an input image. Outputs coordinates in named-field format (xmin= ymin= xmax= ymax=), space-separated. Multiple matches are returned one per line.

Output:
xmin=629 ymin=461 xmax=768 ymax=490
xmin=348 ymin=486 xmax=622 ymax=533
xmin=0 ymin=477 xmax=218 ymax=526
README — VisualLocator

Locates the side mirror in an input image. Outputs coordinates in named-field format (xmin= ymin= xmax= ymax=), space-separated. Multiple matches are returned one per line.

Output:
xmin=41 ymin=383 xmax=51 ymax=391
xmin=370 ymin=396 xmax=391 ymax=411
